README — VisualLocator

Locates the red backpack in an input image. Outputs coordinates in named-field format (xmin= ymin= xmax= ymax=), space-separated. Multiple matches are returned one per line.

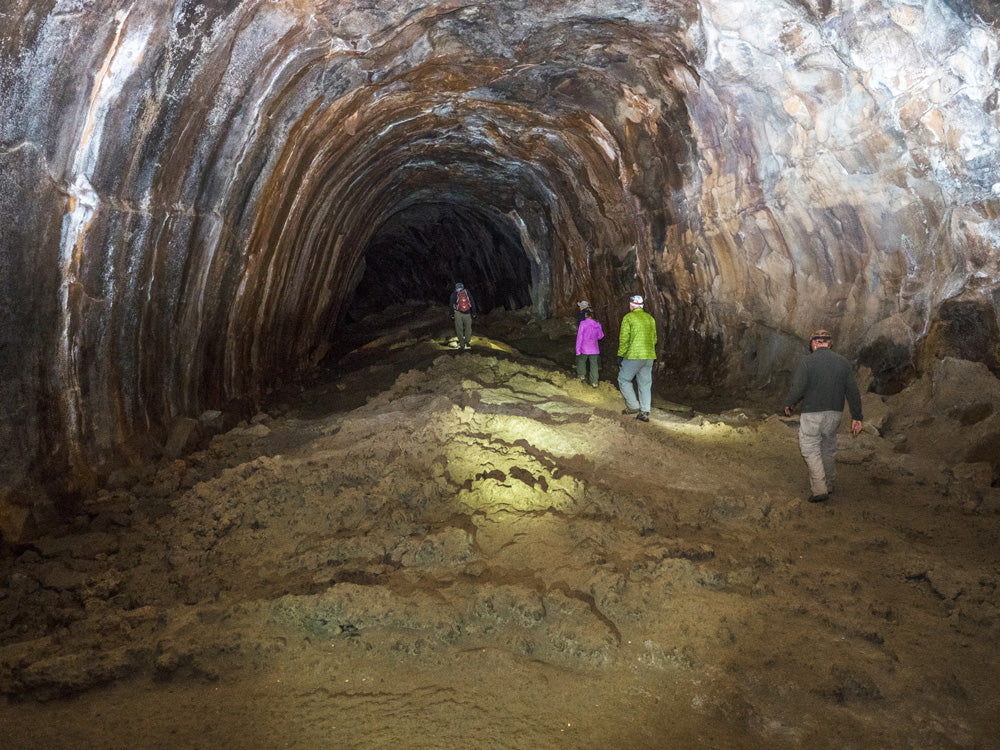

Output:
xmin=455 ymin=289 xmax=471 ymax=312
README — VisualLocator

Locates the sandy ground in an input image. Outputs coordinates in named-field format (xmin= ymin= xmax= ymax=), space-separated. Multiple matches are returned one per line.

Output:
xmin=2 ymin=304 xmax=999 ymax=749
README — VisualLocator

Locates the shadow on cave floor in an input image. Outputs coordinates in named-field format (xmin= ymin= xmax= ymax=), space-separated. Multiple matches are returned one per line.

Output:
xmin=2 ymin=302 xmax=1000 ymax=749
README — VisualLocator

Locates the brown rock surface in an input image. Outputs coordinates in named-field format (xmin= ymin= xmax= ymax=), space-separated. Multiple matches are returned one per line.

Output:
xmin=1 ymin=0 xmax=999 ymax=500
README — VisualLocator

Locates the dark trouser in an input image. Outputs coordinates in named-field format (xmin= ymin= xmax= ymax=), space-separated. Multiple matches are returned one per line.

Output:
xmin=576 ymin=354 xmax=599 ymax=386
xmin=454 ymin=312 xmax=472 ymax=348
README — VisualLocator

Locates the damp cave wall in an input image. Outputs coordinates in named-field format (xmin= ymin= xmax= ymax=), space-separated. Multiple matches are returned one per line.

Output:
xmin=1 ymin=0 xmax=1000 ymax=526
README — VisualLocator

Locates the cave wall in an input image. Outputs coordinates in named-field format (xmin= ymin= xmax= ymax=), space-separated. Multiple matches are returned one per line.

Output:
xmin=1 ymin=0 xmax=998 ymax=514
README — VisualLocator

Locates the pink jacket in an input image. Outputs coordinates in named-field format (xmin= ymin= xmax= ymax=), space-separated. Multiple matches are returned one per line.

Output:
xmin=576 ymin=318 xmax=605 ymax=355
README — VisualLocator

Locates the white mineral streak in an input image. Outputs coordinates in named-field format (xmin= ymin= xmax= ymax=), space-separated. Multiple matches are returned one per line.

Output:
xmin=70 ymin=10 xmax=154 ymax=178
xmin=585 ymin=114 xmax=620 ymax=165
xmin=193 ymin=7 xmax=298 ymax=324
xmin=510 ymin=209 xmax=541 ymax=268
xmin=203 ymin=10 xmax=295 ymax=132
xmin=57 ymin=5 xmax=154 ymax=442
xmin=56 ymin=173 xmax=99 ymax=441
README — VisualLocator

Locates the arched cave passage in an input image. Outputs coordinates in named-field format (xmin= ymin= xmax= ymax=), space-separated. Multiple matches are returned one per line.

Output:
xmin=349 ymin=201 xmax=533 ymax=318
xmin=2 ymin=3 xmax=1000 ymax=745
xmin=0 ymin=1 xmax=998 ymax=508
xmin=221 ymin=63 xmax=692 ymax=413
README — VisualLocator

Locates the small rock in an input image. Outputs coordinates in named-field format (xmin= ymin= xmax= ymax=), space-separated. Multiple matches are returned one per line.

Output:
xmin=245 ymin=423 xmax=271 ymax=438
xmin=925 ymin=566 xmax=965 ymax=601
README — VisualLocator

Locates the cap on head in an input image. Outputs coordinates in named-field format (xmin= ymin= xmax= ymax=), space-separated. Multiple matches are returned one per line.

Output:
xmin=455 ymin=283 xmax=464 ymax=291
xmin=810 ymin=329 xmax=832 ymax=342
xmin=629 ymin=294 xmax=644 ymax=306
xmin=577 ymin=300 xmax=590 ymax=310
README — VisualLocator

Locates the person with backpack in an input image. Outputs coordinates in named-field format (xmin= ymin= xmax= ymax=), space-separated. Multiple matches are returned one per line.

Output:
xmin=449 ymin=282 xmax=476 ymax=350
xmin=576 ymin=308 xmax=604 ymax=387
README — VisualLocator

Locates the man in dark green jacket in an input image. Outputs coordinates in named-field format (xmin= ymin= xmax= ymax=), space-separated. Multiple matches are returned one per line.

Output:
xmin=784 ymin=329 xmax=864 ymax=502
xmin=617 ymin=294 xmax=657 ymax=422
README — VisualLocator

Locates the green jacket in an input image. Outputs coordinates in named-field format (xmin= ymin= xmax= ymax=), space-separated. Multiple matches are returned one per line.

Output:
xmin=617 ymin=308 xmax=657 ymax=359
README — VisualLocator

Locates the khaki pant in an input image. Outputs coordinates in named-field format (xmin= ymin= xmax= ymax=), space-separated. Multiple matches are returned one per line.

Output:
xmin=798 ymin=410 xmax=841 ymax=495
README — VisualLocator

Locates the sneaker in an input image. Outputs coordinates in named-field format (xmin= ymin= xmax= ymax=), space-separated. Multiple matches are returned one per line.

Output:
xmin=808 ymin=493 xmax=829 ymax=503
xmin=622 ymin=408 xmax=640 ymax=415
xmin=636 ymin=412 xmax=650 ymax=422
xmin=463 ymin=345 xmax=471 ymax=350
xmin=591 ymin=383 xmax=598 ymax=389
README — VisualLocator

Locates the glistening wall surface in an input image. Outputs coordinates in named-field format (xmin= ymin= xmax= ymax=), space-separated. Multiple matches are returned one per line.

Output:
xmin=1 ymin=0 xmax=998 ymax=511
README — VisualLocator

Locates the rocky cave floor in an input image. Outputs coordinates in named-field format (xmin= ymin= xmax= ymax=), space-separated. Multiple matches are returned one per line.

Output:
xmin=2 ymin=304 xmax=999 ymax=749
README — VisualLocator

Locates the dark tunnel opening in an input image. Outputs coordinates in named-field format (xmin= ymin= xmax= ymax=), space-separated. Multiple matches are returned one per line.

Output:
xmin=347 ymin=201 xmax=534 ymax=320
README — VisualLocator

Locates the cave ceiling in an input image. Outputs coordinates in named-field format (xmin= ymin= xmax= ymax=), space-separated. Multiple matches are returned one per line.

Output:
xmin=1 ymin=0 xmax=998 ymax=494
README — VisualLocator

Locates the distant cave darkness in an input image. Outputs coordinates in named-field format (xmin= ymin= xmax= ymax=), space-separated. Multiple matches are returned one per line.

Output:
xmin=349 ymin=202 xmax=534 ymax=319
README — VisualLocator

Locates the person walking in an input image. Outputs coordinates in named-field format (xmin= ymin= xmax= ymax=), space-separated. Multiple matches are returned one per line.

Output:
xmin=449 ymin=283 xmax=476 ymax=350
xmin=617 ymin=294 xmax=657 ymax=422
xmin=576 ymin=308 xmax=604 ymax=387
xmin=783 ymin=328 xmax=864 ymax=503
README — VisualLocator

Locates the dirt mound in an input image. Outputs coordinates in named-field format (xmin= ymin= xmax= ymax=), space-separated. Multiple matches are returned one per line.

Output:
xmin=2 ymin=310 xmax=998 ymax=748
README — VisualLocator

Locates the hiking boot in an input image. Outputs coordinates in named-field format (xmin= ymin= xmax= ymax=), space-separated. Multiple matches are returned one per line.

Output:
xmin=636 ymin=412 xmax=650 ymax=422
xmin=808 ymin=493 xmax=829 ymax=503
xmin=622 ymin=408 xmax=640 ymax=415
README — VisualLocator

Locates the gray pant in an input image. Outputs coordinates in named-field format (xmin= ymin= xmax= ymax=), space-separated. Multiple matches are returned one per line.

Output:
xmin=798 ymin=410 xmax=841 ymax=495
xmin=618 ymin=359 xmax=653 ymax=412
xmin=454 ymin=312 xmax=472 ymax=348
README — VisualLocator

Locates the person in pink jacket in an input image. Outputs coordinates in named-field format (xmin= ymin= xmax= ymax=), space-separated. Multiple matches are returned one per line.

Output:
xmin=575 ymin=308 xmax=605 ymax=387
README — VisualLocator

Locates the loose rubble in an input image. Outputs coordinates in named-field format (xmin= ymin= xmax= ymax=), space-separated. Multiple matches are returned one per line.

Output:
xmin=2 ymin=309 xmax=998 ymax=748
